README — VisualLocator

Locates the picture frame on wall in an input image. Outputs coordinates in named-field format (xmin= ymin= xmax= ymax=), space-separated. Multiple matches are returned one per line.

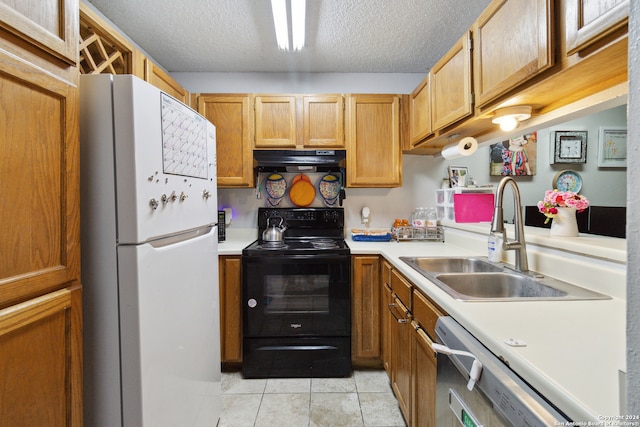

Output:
xmin=489 ymin=132 xmax=537 ymax=176
xmin=598 ymin=126 xmax=627 ymax=168
xmin=448 ymin=166 xmax=468 ymax=188
xmin=552 ymin=131 xmax=587 ymax=164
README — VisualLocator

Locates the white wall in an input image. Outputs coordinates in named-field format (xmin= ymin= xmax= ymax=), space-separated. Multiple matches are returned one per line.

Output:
xmin=435 ymin=105 xmax=628 ymax=210
xmin=172 ymin=72 xmax=424 ymax=94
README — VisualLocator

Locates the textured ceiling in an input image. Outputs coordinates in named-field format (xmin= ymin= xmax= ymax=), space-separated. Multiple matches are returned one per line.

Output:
xmin=86 ymin=0 xmax=492 ymax=73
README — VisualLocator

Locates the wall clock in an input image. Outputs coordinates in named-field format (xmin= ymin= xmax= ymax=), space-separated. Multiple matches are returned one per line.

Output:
xmin=553 ymin=131 xmax=587 ymax=164
xmin=552 ymin=170 xmax=582 ymax=193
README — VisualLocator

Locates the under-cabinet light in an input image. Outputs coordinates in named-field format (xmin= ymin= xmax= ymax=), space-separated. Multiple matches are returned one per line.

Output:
xmin=491 ymin=106 xmax=533 ymax=132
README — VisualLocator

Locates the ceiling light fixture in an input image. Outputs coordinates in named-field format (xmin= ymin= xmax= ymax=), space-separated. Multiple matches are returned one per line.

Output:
xmin=271 ymin=0 xmax=306 ymax=52
xmin=491 ymin=106 xmax=533 ymax=132
xmin=271 ymin=0 xmax=289 ymax=50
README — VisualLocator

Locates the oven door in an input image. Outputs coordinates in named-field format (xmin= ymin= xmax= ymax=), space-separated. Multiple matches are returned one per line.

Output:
xmin=242 ymin=254 xmax=351 ymax=338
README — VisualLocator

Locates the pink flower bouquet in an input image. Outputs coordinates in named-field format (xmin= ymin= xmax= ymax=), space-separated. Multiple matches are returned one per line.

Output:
xmin=537 ymin=189 xmax=589 ymax=223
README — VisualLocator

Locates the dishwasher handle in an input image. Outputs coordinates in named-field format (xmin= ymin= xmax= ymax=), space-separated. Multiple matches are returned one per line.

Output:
xmin=433 ymin=343 xmax=483 ymax=391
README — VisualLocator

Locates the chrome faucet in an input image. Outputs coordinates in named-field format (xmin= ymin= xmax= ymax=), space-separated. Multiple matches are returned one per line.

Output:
xmin=490 ymin=176 xmax=529 ymax=272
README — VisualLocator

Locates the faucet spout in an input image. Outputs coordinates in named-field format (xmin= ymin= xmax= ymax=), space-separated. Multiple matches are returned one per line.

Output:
xmin=490 ymin=176 xmax=529 ymax=272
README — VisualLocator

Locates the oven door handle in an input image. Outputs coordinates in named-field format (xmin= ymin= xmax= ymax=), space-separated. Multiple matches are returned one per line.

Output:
xmin=388 ymin=297 xmax=411 ymax=323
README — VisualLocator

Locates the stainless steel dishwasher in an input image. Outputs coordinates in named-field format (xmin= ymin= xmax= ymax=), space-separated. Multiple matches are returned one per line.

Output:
xmin=435 ymin=316 xmax=571 ymax=426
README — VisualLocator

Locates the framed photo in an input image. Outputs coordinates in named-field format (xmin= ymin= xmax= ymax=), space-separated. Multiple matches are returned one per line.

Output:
xmin=448 ymin=166 xmax=468 ymax=188
xmin=598 ymin=126 xmax=627 ymax=168
xmin=553 ymin=131 xmax=587 ymax=164
xmin=489 ymin=132 xmax=537 ymax=176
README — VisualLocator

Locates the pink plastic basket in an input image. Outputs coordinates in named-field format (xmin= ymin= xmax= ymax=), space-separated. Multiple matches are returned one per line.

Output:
xmin=453 ymin=193 xmax=495 ymax=223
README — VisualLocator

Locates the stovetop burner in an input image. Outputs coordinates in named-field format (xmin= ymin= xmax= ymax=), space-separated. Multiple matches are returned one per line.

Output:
xmin=244 ymin=207 xmax=350 ymax=257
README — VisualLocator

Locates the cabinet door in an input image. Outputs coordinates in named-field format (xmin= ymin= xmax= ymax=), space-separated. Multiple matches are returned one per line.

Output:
xmin=565 ymin=0 xmax=629 ymax=55
xmin=389 ymin=295 xmax=411 ymax=425
xmin=0 ymin=0 xmax=78 ymax=65
xmin=381 ymin=282 xmax=393 ymax=375
xmin=430 ymin=32 xmax=473 ymax=130
xmin=219 ymin=256 xmax=242 ymax=363
xmin=352 ymin=256 xmax=380 ymax=362
xmin=255 ymin=95 xmax=297 ymax=148
xmin=409 ymin=74 xmax=432 ymax=147
xmin=411 ymin=323 xmax=437 ymax=427
xmin=198 ymin=95 xmax=254 ymax=187
xmin=145 ymin=59 xmax=190 ymax=105
xmin=347 ymin=95 xmax=402 ymax=187
xmin=303 ymin=95 xmax=345 ymax=148
xmin=0 ymin=49 xmax=80 ymax=308
xmin=474 ymin=0 xmax=553 ymax=107
xmin=0 ymin=288 xmax=82 ymax=427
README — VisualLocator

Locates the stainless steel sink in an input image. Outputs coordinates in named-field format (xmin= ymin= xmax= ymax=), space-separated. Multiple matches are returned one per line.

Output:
xmin=400 ymin=257 xmax=503 ymax=273
xmin=400 ymin=257 xmax=611 ymax=302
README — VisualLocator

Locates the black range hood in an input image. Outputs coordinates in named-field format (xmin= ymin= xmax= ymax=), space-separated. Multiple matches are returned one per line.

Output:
xmin=254 ymin=149 xmax=346 ymax=172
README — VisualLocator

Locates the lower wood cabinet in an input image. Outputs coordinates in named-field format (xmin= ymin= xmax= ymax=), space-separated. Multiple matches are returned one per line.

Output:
xmin=0 ymin=287 xmax=82 ymax=427
xmin=352 ymin=256 xmax=381 ymax=365
xmin=389 ymin=269 xmax=413 ymax=425
xmin=219 ymin=256 xmax=242 ymax=364
xmin=380 ymin=260 xmax=393 ymax=374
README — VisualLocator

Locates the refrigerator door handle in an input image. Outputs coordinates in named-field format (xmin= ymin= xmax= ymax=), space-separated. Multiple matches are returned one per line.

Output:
xmin=146 ymin=224 xmax=216 ymax=248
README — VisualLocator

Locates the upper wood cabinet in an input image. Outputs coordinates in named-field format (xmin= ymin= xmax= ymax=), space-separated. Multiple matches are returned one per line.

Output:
xmin=430 ymin=32 xmax=473 ymax=131
xmin=473 ymin=0 xmax=554 ymax=108
xmin=254 ymin=94 xmax=345 ymax=149
xmin=346 ymin=94 xmax=402 ymax=187
xmin=145 ymin=59 xmax=190 ymax=105
xmin=408 ymin=74 xmax=432 ymax=148
xmin=254 ymin=95 xmax=297 ymax=148
xmin=565 ymin=0 xmax=629 ymax=55
xmin=303 ymin=95 xmax=345 ymax=148
xmin=198 ymin=94 xmax=254 ymax=187
xmin=0 ymin=0 xmax=78 ymax=65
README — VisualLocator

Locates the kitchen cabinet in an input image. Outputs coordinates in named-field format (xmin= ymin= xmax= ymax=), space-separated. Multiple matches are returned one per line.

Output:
xmin=565 ymin=0 xmax=629 ymax=55
xmin=430 ymin=32 xmax=473 ymax=131
xmin=254 ymin=95 xmax=298 ymax=148
xmin=410 ymin=290 xmax=443 ymax=427
xmin=0 ymin=1 xmax=82 ymax=425
xmin=144 ymin=58 xmax=190 ymax=105
xmin=408 ymin=74 xmax=432 ymax=149
xmin=198 ymin=94 xmax=254 ymax=187
xmin=380 ymin=259 xmax=393 ymax=374
xmin=254 ymin=94 xmax=345 ymax=149
xmin=79 ymin=4 xmax=189 ymax=104
xmin=352 ymin=256 xmax=381 ymax=366
xmin=219 ymin=256 xmax=242 ymax=364
xmin=473 ymin=0 xmax=554 ymax=108
xmin=346 ymin=94 xmax=402 ymax=187
xmin=389 ymin=269 xmax=413 ymax=425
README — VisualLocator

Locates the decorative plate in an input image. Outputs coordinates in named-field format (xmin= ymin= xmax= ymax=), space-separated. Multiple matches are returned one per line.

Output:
xmin=552 ymin=170 xmax=582 ymax=193
xmin=265 ymin=173 xmax=287 ymax=206
xmin=319 ymin=174 xmax=341 ymax=206
xmin=289 ymin=179 xmax=316 ymax=207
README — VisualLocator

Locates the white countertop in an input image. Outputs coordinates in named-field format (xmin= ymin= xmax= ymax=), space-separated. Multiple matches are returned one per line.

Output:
xmin=348 ymin=237 xmax=627 ymax=423
xmin=218 ymin=225 xmax=627 ymax=421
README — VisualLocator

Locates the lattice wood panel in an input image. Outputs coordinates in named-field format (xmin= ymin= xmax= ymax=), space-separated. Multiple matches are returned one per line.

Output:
xmin=79 ymin=16 xmax=132 ymax=75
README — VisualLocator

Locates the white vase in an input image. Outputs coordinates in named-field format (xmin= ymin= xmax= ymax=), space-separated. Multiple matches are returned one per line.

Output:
xmin=550 ymin=207 xmax=579 ymax=237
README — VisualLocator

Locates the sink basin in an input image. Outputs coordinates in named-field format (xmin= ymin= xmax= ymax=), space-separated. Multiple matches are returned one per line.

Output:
xmin=400 ymin=257 xmax=503 ymax=273
xmin=436 ymin=273 xmax=567 ymax=299
xmin=400 ymin=256 xmax=610 ymax=302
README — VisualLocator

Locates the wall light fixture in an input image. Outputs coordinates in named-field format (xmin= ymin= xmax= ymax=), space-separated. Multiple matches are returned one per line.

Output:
xmin=491 ymin=106 xmax=532 ymax=132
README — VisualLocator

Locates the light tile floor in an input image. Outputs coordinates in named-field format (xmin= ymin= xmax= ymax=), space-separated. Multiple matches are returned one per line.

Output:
xmin=219 ymin=369 xmax=407 ymax=427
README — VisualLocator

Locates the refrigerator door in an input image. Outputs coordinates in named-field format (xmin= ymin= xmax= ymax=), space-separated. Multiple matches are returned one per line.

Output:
xmin=117 ymin=226 xmax=221 ymax=427
xmin=111 ymin=75 xmax=217 ymax=243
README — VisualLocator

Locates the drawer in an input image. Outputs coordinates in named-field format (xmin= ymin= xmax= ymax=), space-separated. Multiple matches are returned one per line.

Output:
xmin=381 ymin=258 xmax=392 ymax=287
xmin=391 ymin=269 xmax=412 ymax=310
xmin=412 ymin=290 xmax=444 ymax=341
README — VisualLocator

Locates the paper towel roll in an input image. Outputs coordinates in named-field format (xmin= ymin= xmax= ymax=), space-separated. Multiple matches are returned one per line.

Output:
xmin=440 ymin=137 xmax=478 ymax=159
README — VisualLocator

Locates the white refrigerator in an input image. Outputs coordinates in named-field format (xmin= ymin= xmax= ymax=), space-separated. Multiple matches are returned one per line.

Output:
xmin=80 ymin=74 xmax=221 ymax=427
